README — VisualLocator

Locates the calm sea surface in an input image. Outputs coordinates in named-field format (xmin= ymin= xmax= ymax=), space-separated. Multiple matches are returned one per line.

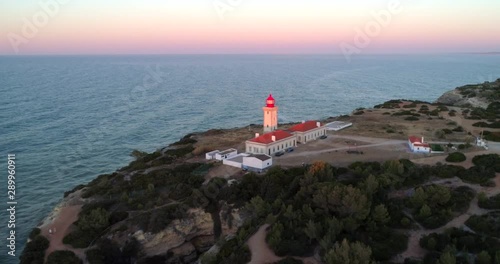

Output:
xmin=1 ymin=54 xmax=499 ymax=260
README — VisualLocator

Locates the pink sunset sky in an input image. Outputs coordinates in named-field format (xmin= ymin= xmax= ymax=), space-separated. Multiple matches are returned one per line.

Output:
xmin=1 ymin=0 xmax=499 ymax=55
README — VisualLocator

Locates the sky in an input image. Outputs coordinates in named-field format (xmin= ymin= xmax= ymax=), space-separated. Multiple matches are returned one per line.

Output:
xmin=1 ymin=0 xmax=499 ymax=55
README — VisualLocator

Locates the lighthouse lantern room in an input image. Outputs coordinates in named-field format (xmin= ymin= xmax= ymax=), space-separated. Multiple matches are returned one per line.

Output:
xmin=263 ymin=94 xmax=278 ymax=132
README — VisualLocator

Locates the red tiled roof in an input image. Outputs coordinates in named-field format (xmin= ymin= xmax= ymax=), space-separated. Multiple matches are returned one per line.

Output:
xmin=408 ymin=136 xmax=422 ymax=143
xmin=249 ymin=130 xmax=294 ymax=144
xmin=409 ymin=136 xmax=430 ymax=147
xmin=289 ymin=121 xmax=321 ymax=132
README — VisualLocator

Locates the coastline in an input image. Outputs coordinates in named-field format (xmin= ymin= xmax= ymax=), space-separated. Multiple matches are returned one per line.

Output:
xmin=27 ymin=81 xmax=500 ymax=263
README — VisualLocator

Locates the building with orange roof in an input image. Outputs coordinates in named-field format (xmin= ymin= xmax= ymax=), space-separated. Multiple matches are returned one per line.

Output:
xmin=245 ymin=130 xmax=297 ymax=156
xmin=289 ymin=120 xmax=327 ymax=143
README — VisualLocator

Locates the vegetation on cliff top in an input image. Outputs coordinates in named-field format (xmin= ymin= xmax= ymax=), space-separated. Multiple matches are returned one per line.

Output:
xmin=20 ymin=141 xmax=499 ymax=263
xmin=456 ymin=79 xmax=500 ymax=101
xmin=19 ymin=92 xmax=500 ymax=264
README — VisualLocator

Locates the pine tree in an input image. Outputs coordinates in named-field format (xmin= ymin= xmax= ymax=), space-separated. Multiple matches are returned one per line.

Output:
xmin=437 ymin=252 xmax=456 ymax=264
xmin=324 ymin=239 xmax=374 ymax=264
xmin=372 ymin=204 xmax=390 ymax=225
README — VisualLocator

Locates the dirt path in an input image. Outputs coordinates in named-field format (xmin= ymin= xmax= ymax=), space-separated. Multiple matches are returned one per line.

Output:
xmin=247 ymin=224 xmax=319 ymax=264
xmin=36 ymin=189 xmax=87 ymax=261
xmin=289 ymin=135 xmax=406 ymax=158
xmin=247 ymin=224 xmax=282 ymax=264
xmin=40 ymin=204 xmax=85 ymax=261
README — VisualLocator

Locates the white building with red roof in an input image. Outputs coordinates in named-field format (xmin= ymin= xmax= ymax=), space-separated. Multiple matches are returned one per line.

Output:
xmin=246 ymin=130 xmax=297 ymax=156
xmin=408 ymin=136 xmax=431 ymax=153
xmin=289 ymin=120 xmax=327 ymax=144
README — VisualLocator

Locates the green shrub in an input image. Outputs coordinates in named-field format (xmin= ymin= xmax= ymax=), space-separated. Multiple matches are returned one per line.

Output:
xmin=457 ymin=143 xmax=472 ymax=150
xmin=483 ymin=131 xmax=500 ymax=142
xmin=403 ymin=102 xmax=417 ymax=108
xmin=165 ymin=145 xmax=194 ymax=157
xmin=46 ymin=250 xmax=82 ymax=264
xmin=458 ymin=166 xmax=496 ymax=185
xmin=478 ymin=193 xmax=500 ymax=209
xmin=466 ymin=212 xmax=500 ymax=238
xmin=420 ymin=227 xmax=500 ymax=254
xmin=86 ymin=248 xmax=107 ymax=264
xmin=472 ymin=154 xmax=500 ymax=172
xmin=63 ymin=230 xmax=94 ymax=248
xmin=19 ymin=235 xmax=49 ymax=264
xmin=442 ymin=129 xmax=453 ymax=134
xmin=28 ymin=228 xmax=41 ymax=240
xmin=276 ymin=257 xmax=304 ymax=264
xmin=171 ymin=136 xmax=197 ymax=146
xmin=446 ymin=152 xmax=466 ymax=163
xmin=430 ymin=145 xmax=444 ymax=152
xmin=405 ymin=116 xmax=419 ymax=121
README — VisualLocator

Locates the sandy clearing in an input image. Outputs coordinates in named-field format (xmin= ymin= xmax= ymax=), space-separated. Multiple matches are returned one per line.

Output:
xmin=247 ymin=224 xmax=282 ymax=264
xmin=247 ymin=224 xmax=320 ymax=264
xmin=40 ymin=204 xmax=85 ymax=261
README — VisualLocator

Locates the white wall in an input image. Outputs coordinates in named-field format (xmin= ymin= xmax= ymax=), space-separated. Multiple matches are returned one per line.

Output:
xmin=408 ymin=141 xmax=430 ymax=153
xmin=295 ymin=127 xmax=327 ymax=143
xmin=246 ymin=136 xmax=297 ymax=156
xmin=243 ymin=156 xmax=272 ymax=170
xmin=205 ymin=150 xmax=219 ymax=160
xmin=223 ymin=159 xmax=242 ymax=168
xmin=215 ymin=149 xmax=237 ymax=160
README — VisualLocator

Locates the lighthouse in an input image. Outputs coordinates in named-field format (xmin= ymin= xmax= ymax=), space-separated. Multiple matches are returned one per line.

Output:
xmin=263 ymin=94 xmax=278 ymax=132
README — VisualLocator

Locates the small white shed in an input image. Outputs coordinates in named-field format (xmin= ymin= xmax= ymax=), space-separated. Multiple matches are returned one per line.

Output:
xmin=223 ymin=153 xmax=250 ymax=168
xmin=243 ymin=154 xmax=272 ymax=170
xmin=215 ymin=148 xmax=238 ymax=160
xmin=205 ymin=150 xmax=220 ymax=160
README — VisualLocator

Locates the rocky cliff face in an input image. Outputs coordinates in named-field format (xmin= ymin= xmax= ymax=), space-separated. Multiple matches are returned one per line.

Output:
xmin=435 ymin=79 xmax=500 ymax=108
xmin=133 ymin=208 xmax=243 ymax=263
xmin=435 ymin=89 xmax=490 ymax=108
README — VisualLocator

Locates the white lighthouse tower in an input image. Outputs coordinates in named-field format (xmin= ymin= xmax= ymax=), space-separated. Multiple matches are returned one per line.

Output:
xmin=263 ymin=94 xmax=278 ymax=132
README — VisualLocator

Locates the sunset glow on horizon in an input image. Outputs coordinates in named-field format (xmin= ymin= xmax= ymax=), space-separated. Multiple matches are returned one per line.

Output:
xmin=1 ymin=0 xmax=499 ymax=55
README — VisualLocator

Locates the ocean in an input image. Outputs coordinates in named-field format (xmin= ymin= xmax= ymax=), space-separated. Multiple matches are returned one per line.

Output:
xmin=1 ymin=54 xmax=499 ymax=260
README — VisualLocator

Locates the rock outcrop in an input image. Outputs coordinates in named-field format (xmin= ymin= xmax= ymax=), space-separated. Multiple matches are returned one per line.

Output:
xmin=436 ymin=89 xmax=490 ymax=108
xmin=133 ymin=208 xmax=243 ymax=261
xmin=436 ymin=79 xmax=500 ymax=108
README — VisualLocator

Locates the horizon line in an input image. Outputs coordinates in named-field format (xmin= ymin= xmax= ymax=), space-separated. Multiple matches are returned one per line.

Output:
xmin=1 ymin=51 xmax=499 ymax=57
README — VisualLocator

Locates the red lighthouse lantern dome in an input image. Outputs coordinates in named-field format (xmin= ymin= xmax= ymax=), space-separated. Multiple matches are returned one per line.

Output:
xmin=266 ymin=94 xmax=275 ymax=107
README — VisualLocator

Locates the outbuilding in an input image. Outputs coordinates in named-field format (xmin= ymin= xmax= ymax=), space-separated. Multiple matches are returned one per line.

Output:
xmin=215 ymin=148 xmax=237 ymax=160
xmin=408 ymin=136 xmax=431 ymax=153
xmin=205 ymin=150 xmax=220 ymax=160
xmin=243 ymin=154 xmax=273 ymax=170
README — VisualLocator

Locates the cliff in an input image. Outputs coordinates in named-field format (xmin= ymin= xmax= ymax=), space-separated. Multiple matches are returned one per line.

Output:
xmin=133 ymin=208 xmax=244 ymax=263
xmin=22 ymin=78 xmax=500 ymax=264
xmin=436 ymin=79 xmax=500 ymax=108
